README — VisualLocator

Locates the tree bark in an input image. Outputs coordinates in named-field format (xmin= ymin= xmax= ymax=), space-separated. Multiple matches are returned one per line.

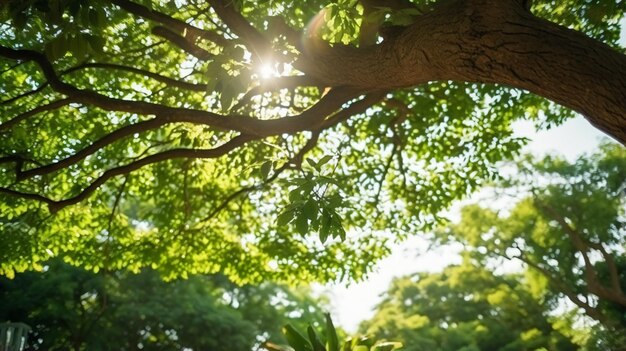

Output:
xmin=297 ymin=0 xmax=626 ymax=143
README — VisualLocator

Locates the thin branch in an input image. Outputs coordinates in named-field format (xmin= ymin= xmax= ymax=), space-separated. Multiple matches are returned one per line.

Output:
xmin=16 ymin=118 xmax=170 ymax=180
xmin=535 ymin=199 xmax=626 ymax=306
xmin=232 ymin=75 xmax=322 ymax=111
xmin=374 ymin=143 xmax=398 ymax=204
xmin=511 ymin=251 xmax=610 ymax=325
xmin=65 ymin=63 xmax=207 ymax=91
xmin=0 ymin=82 xmax=49 ymax=106
xmin=320 ymin=91 xmax=386 ymax=128
xmin=198 ymin=131 xmax=321 ymax=224
xmin=0 ymin=98 xmax=74 ymax=131
xmin=1 ymin=134 xmax=255 ymax=213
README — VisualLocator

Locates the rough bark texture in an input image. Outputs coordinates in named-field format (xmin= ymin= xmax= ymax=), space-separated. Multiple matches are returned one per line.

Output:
xmin=297 ymin=0 xmax=626 ymax=143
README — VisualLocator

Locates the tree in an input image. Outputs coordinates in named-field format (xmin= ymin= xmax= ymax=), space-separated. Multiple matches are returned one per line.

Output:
xmin=360 ymin=262 xmax=578 ymax=351
xmin=0 ymin=259 xmax=329 ymax=350
xmin=1 ymin=1 xmax=624 ymax=281
xmin=436 ymin=143 xmax=626 ymax=345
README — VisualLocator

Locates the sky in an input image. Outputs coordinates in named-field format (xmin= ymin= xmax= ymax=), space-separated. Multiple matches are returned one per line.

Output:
xmin=322 ymin=115 xmax=609 ymax=333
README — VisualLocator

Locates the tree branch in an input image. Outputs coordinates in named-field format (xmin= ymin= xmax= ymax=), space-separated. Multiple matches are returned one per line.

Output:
xmin=232 ymin=75 xmax=322 ymax=111
xmin=0 ymin=82 xmax=49 ymax=106
xmin=0 ymin=98 xmax=73 ymax=131
xmin=1 ymin=134 xmax=255 ymax=213
xmin=535 ymin=199 xmax=626 ymax=306
xmin=208 ymin=0 xmax=273 ymax=60
xmin=110 ymin=0 xmax=230 ymax=47
xmin=15 ymin=118 xmax=171 ymax=180
xmin=197 ymin=131 xmax=322 ymax=224
xmin=295 ymin=0 xmax=626 ymax=143
xmin=151 ymin=26 xmax=214 ymax=61
xmin=65 ymin=63 xmax=207 ymax=91
xmin=512 ymin=251 xmax=610 ymax=325
xmin=0 ymin=45 xmax=361 ymax=137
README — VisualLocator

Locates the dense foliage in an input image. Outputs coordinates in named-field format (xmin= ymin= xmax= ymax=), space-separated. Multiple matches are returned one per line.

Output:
xmin=361 ymin=262 xmax=578 ymax=351
xmin=0 ymin=259 xmax=329 ymax=351
xmin=1 ymin=0 xmax=625 ymax=282
xmin=432 ymin=143 xmax=626 ymax=348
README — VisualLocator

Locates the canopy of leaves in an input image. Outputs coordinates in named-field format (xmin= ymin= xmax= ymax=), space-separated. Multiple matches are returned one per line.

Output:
xmin=0 ymin=0 xmax=624 ymax=282
xmin=0 ymin=259 xmax=329 ymax=350
xmin=435 ymin=142 xmax=626 ymax=346
xmin=360 ymin=262 xmax=578 ymax=351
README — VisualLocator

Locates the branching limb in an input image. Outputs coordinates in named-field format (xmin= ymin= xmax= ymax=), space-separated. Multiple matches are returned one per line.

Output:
xmin=208 ymin=0 xmax=273 ymax=60
xmin=0 ymin=45 xmax=361 ymax=136
xmin=151 ymin=26 xmax=214 ymax=61
xmin=535 ymin=199 xmax=626 ymax=306
xmin=197 ymin=131 xmax=322 ymax=224
xmin=512 ymin=250 xmax=611 ymax=325
xmin=1 ymin=134 xmax=254 ymax=213
xmin=110 ymin=0 xmax=229 ymax=47
xmin=0 ymin=98 xmax=73 ymax=131
xmin=232 ymin=75 xmax=322 ymax=111
xmin=65 ymin=63 xmax=207 ymax=91
xmin=320 ymin=91 xmax=386 ymax=128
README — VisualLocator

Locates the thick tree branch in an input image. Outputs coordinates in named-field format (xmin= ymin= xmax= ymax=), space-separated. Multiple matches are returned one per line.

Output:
xmin=208 ymin=0 xmax=273 ymax=60
xmin=110 ymin=0 xmax=229 ymax=47
xmin=0 ymin=45 xmax=361 ymax=137
xmin=151 ymin=26 xmax=214 ymax=61
xmin=296 ymin=0 xmax=626 ymax=143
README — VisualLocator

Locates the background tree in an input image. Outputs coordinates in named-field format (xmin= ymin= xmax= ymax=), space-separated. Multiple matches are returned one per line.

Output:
xmin=360 ymin=262 xmax=578 ymax=351
xmin=1 ymin=0 xmax=625 ymax=281
xmin=435 ymin=143 xmax=626 ymax=346
xmin=0 ymin=260 xmax=329 ymax=350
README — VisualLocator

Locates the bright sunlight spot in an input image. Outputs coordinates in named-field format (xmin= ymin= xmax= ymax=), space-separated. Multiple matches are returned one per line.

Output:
xmin=259 ymin=63 xmax=278 ymax=79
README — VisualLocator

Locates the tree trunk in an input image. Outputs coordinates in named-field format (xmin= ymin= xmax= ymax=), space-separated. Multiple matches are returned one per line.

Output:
xmin=297 ymin=0 xmax=626 ymax=143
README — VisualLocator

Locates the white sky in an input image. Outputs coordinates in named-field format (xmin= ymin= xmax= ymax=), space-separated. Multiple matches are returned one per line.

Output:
xmin=322 ymin=115 xmax=608 ymax=333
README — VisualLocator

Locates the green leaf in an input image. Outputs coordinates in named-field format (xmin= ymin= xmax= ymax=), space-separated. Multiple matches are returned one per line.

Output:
xmin=302 ymin=200 xmax=319 ymax=222
xmin=260 ymin=161 xmax=273 ymax=180
xmin=325 ymin=314 xmax=340 ymax=351
xmin=283 ymin=324 xmax=313 ymax=351
xmin=318 ymin=155 xmax=333 ymax=168
xmin=307 ymin=326 xmax=326 ymax=351
xmin=86 ymin=34 xmax=105 ymax=54
xmin=277 ymin=209 xmax=296 ymax=227
xmin=295 ymin=211 xmax=309 ymax=235
xmin=306 ymin=158 xmax=318 ymax=171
